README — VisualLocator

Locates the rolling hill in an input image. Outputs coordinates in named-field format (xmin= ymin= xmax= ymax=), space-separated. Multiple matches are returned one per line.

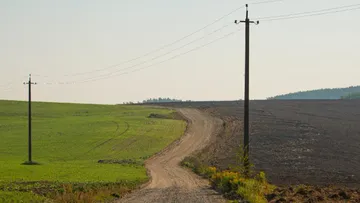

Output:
xmin=268 ymin=86 xmax=360 ymax=100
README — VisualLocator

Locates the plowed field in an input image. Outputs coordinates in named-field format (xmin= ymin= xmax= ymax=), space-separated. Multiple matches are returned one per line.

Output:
xmin=158 ymin=100 xmax=360 ymax=188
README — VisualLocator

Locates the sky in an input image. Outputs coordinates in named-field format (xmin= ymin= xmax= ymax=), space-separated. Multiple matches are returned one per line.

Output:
xmin=0 ymin=0 xmax=359 ymax=104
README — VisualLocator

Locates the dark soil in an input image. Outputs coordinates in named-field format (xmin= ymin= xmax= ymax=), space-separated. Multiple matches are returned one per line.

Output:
xmin=267 ymin=186 xmax=360 ymax=203
xmin=156 ymin=100 xmax=360 ymax=188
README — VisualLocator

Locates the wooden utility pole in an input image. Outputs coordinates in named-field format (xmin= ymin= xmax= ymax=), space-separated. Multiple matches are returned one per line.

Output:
xmin=235 ymin=4 xmax=259 ymax=174
xmin=23 ymin=74 xmax=36 ymax=164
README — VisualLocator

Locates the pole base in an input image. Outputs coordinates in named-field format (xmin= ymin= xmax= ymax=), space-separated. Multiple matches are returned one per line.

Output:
xmin=21 ymin=161 xmax=40 ymax=165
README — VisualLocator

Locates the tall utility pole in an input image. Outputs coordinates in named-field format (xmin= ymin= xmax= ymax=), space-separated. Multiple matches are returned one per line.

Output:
xmin=235 ymin=4 xmax=259 ymax=174
xmin=23 ymin=74 xmax=36 ymax=164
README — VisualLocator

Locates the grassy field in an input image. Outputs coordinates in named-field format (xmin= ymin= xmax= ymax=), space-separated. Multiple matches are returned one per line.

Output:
xmin=0 ymin=100 xmax=186 ymax=201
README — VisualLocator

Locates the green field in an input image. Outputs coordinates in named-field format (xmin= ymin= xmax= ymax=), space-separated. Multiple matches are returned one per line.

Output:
xmin=0 ymin=100 xmax=186 ymax=201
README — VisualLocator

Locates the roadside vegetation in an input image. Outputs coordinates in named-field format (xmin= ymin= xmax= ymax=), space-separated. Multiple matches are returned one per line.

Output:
xmin=181 ymin=146 xmax=275 ymax=203
xmin=0 ymin=100 xmax=186 ymax=202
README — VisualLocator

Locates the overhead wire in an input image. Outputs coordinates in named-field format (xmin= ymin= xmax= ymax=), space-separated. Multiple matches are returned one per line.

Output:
xmin=0 ymin=75 xmax=29 ymax=91
xmin=0 ymin=86 xmax=15 ymax=92
xmin=34 ymin=6 xmax=246 ymax=79
xmin=5 ymin=0 xmax=359 ymax=86
xmin=4 ymin=0 xmax=360 ymax=101
xmin=33 ymin=0 xmax=284 ymax=80
xmin=80 ymin=28 xmax=244 ymax=84
xmin=257 ymin=3 xmax=360 ymax=21
xmin=47 ymin=28 xmax=245 ymax=85
xmin=0 ymin=83 xmax=13 ymax=89
xmin=250 ymin=0 xmax=284 ymax=5
xmin=0 ymin=88 xmax=12 ymax=92
xmin=57 ymin=23 xmax=233 ymax=84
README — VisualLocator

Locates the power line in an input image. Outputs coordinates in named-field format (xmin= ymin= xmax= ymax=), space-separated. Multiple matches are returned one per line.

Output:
xmin=34 ymin=7 xmax=245 ymax=79
xmin=0 ymin=83 xmax=13 ymax=89
xmin=0 ymin=75 xmax=31 ymax=89
xmin=0 ymin=87 xmax=14 ymax=92
xmin=61 ymin=23 xmax=233 ymax=83
xmin=38 ymin=2 xmax=360 ymax=85
xmin=258 ymin=3 xmax=360 ymax=20
xmin=41 ymin=24 xmax=232 ymax=84
xmin=251 ymin=0 xmax=284 ymax=5
xmin=35 ymin=24 xmax=231 ymax=83
xmin=258 ymin=3 xmax=360 ymax=21
xmin=265 ymin=7 xmax=360 ymax=21
xmin=81 ymin=29 xmax=244 ymax=83
xmin=45 ymin=28 xmax=244 ymax=85
xmin=7 ymin=1 xmax=359 ymax=88
xmin=33 ymin=0 xmax=283 ymax=79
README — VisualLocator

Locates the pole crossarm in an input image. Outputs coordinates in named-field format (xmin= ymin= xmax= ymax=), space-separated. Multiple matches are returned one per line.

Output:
xmin=235 ymin=4 xmax=260 ymax=25
xmin=23 ymin=74 xmax=37 ymax=85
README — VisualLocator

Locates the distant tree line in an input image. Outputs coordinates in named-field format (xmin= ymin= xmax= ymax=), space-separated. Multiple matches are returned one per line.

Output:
xmin=142 ymin=97 xmax=191 ymax=103
xmin=341 ymin=92 xmax=360 ymax=100
xmin=123 ymin=97 xmax=191 ymax=104
xmin=267 ymin=86 xmax=360 ymax=100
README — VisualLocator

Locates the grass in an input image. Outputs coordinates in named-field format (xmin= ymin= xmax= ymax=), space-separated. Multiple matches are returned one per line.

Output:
xmin=0 ymin=191 xmax=48 ymax=202
xmin=0 ymin=100 xmax=186 ymax=201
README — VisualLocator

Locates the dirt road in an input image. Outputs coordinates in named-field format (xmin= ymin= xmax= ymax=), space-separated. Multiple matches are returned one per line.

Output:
xmin=117 ymin=108 xmax=226 ymax=203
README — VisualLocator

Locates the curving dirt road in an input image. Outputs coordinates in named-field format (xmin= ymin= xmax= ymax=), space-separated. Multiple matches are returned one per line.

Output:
xmin=117 ymin=108 xmax=226 ymax=203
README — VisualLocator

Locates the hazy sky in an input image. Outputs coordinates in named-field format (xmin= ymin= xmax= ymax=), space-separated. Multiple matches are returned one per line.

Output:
xmin=1 ymin=0 xmax=359 ymax=104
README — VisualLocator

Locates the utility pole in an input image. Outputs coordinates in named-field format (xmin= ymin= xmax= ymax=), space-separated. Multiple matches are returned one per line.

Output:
xmin=235 ymin=4 xmax=259 ymax=175
xmin=23 ymin=74 xmax=36 ymax=164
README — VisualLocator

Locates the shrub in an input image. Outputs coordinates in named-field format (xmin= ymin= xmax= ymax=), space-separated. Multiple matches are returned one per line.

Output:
xmin=180 ymin=156 xmax=203 ymax=174
xmin=204 ymin=166 xmax=217 ymax=178
xmin=181 ymin=145 xmax=276 ymax=203
xmin=208 ymin=170 xmax=275 ymax=202
xmin=236 ymin=176 xmax=275 ymax=203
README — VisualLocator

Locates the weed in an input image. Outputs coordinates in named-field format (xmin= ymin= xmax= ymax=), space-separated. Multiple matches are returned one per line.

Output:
xmin=228 ymin=145 xmax=255 ymax=177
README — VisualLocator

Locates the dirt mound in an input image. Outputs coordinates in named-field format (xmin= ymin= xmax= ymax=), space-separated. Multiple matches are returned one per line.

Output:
xmin=148 ymin=112 xmax=184 ymax=120
xmin=98 ymin=159 xmax=143 ymax=166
